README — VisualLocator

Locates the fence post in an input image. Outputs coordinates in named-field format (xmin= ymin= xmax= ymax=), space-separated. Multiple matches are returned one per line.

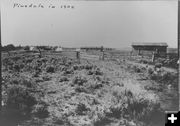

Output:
xmin=76 ymin=50 xmax=80 ymax=64
xmin=37 ymin=46 xmax=42 ymax=58
xmin=102 ymin=51 xmax=104 ymax=61
xmin=151 ymin=52 xmax=155 ymax=62
xmin=100 ymin=46 xmax=104 ymax=61
xmin=138 ymin=49 xmax=141 ymax=55
xmin=7 ymin=51 xmax=10 ymax=56
xmin=130 ymin=50 xmax=133 ymax=58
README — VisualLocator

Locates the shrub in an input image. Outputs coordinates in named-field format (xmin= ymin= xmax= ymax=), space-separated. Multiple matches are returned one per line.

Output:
xmin=87 ymin=68 xmax=103 ymax=76
xmin=93 ymin=117 xmax=113 ymax=126
xmin=94 ymin=68 xmax=103 ymax=75
xmin=85 ymin=64 xmax=93 ymax=70
xmin=95 ymin=76 xmax=102 ymax=81
xmin=161 ymin=72 xmax=174 ymax=81
xmin=62 ymin=69 xmax=74 ymax=75
xmin=39 ymin=58 xmax=48 ymax=63
xmin=87 ymin=70 xmax=94 ymax=75
xmin=72 ymin=76 xmax=87 ymax=86
xmin=89 ymin=83 xmax=103 ymax=90
xmin=149 ymin=73 xmax=159 ymax=80
xmin=32 ymin=102 xmax=49 ymax=119
xmin=75 ymin=86 xmax=88 ymax=93
xmin=67 ymin=61 xmax=72 ymax=66
xmin=11 ymin=56 xmax=21 ymax=61
xmin=155 ymin=63 xmax=162 ymax=68
xmin=124 ymin=97 xmax=164 ymax=125
xmin=19 ymin=63 xmax=24 ymax=69
xmin=147 ymin=67 xmax=154 ymax=75
xmin=149 ymin=71 xmax=177 ymax=86
xmin=72 ymin=65 xmax=79 ymax=70
xmin=136 ymin=68 xmax=141 ymax=73
xmin=75 ymin=103 xmax=90 ymax=115
xmin=42 ymin=75 xmax=51 ymax=81
xmin=160 ymin=72 xmax=178 ymax=85
xmin=10 ymin=78 xmax=20 ymax=85
xmin=21 ymin=79 xmax=35 ymax=88
xmin=105 ymin=90 xmax=164 ymax=126
xmin=33 ymin=71 xmax=40 ymax=77
xmin=6 ymin=85 xmax=37 ymax=114
xmin=59 ymin=76 xmax=69 ymax=82
xmin=140 ymin=59 xmax=148 ymax=64
xmin=60 ymin=66 xmax=68 ymax=71
xmin=26 ymin=58 xmax=33 ymax=63
xmin=79 ymin=65 xmax=85 ymax=69
xmin=24 ymin=46 xmax=30 ymax=51
xmin=144 ymin=85 xmax=163 ymax=92
xmin=133 ymin=66 xmax=141 ymax=73
xmin=13 ymin=64 xmax=20 ymax=72
xmin=46 ymin=66 xmax=55 ymax=73
xmin=7 ymin=61 xmax=14 ymax=66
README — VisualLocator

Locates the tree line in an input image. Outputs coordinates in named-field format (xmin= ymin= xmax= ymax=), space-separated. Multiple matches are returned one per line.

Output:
xmin=1 ymin=44 xmax=23 ymax=52
xmin=1 ymin=44 xmax=53 ymax=52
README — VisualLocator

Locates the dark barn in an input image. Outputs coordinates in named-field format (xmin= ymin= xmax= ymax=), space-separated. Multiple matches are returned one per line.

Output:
xmin=132 ymin=43 xmax=168 ymax=56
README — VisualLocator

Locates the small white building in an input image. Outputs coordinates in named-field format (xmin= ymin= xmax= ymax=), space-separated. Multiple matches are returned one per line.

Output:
xmin=30 ymin=46 xmax=39 ymax=52
xmin=76 ymin=48 xmax=81 ymax=52
xmin=55 ymin=47 xmax=63 ymax=52
xmin=29 ymin=46 xmax=34 ymax=51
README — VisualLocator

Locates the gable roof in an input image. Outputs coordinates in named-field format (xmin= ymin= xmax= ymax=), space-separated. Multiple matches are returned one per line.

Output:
xmin=132 ymin=42 xmax=168 ymax=47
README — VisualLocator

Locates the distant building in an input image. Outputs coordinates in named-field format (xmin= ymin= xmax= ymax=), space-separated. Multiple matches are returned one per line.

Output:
xmin=167 ymin=48 xmax=178 ymax=54
xmin=167 ymin=48 xmax=178 ymax=59
xmin=55 ymin=47 xmax=63 ymax=52
xmin=131 ymin=42 xmax=168 ymax=56
xmin=30 ymin=46 xmax=35 ymax=51
xmin=29 ymin=46 xmax=39 ymax=52
xmin=62 ymin=47 xmax=76 ymax=51
xmin=80 ymin=46 xmax=113 ymax=51
xmin=75 ymin=48 xmax=81 ymax=52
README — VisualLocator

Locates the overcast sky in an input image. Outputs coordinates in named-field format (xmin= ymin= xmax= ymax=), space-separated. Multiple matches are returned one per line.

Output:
xmin=1 ymin=0 xmax=178 ymax=48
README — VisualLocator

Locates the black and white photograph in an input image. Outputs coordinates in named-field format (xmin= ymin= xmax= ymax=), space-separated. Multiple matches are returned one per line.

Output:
xmin=0 ymin=0 xmax=179 ymax=126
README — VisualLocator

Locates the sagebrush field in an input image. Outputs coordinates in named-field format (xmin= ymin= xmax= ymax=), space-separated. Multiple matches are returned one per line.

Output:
xmin=0 ymin=50 xmax=178 ymax=126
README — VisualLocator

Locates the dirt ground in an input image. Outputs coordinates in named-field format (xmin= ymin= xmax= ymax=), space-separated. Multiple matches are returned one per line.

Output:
xmin=0 ymin=51 xmax=178 ymax=126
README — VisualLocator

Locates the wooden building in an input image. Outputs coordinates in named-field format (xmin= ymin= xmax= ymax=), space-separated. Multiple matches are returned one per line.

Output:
xmin=132 ymin=42 xmax=168 ymax=56
xmin=80 ymin=46 xmax=113 ymax=51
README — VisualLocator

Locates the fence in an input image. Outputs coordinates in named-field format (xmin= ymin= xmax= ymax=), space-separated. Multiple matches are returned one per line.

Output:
xmin=2 ymin=49 xmax=178 ymax=63
xmin=80 ymin=52 xmax=100 ymax=60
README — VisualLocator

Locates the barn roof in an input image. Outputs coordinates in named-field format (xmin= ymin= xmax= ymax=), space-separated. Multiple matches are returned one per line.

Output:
xmin=132 ymin=42 xmax=168 ymax=47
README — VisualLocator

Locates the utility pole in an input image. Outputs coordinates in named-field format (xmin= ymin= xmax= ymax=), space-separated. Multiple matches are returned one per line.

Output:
xmin=0 ymin=8 xmax=2 ymax=110
xmin=178 ymin=0 xmax=180 ymax=111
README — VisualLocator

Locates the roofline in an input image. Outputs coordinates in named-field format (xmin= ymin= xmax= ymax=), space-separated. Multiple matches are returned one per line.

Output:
xmin=132 ymin=42 xmax=168 ymax=47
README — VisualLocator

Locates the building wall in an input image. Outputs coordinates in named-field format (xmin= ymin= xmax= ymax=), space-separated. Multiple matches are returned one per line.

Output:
xmin=132 ymin=46 xmax=167 ymax=52
xmin=132 ymin=45 xmax=167 ymax=57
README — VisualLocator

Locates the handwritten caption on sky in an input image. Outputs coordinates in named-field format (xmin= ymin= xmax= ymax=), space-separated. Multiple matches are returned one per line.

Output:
xmin=13 ymin=3 xmax=75 ymax=9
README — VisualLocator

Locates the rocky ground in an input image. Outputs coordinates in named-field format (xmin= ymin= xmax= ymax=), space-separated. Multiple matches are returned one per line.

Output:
xmin=0 ymin=52 xmax=178 ymax=126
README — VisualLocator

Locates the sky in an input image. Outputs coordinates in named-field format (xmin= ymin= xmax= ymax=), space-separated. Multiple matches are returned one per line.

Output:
xmin=1 ymin=0 xmax=178 ymax=48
